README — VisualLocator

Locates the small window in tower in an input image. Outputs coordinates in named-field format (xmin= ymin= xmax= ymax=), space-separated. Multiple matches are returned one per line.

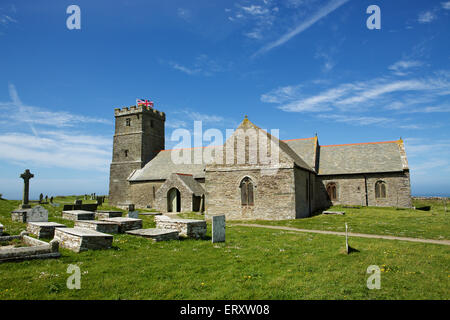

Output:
xmin=150 ymin=119 xmax=154 ymax=128
xmin=124 ymin=150 xmax=128 ymax=157
xmin=126 ymin=118 xmax=131 ymax=126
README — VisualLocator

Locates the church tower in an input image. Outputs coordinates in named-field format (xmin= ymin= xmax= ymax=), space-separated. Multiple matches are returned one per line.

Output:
xmin=108 ymin=105 xmax=165 ymax=206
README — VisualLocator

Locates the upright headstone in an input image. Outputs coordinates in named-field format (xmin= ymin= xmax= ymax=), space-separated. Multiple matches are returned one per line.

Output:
xmin=50 ymin=196 xmax=54 ymax=203
xmin=127 ymin=211 xmax=139 ymax=219
xmin=74 ymin=199 xmax=82 ymax=205
xmin=45 ymin=195 xmax=48 ymax=202
xmin=212 ymin=215 xmax=226 ymax=243
xmin=39 ymin=193 xmax=44 ymax=203
xmin=20 ymin=169 xmax=34 ymax=209
xmin=127 ymin=204 xmax=138 ymax=218
xmin=28 ymin=205 xmax=49 ymax=222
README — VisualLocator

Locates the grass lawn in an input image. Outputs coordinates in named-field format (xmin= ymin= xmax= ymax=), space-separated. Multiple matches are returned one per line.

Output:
xmin=0 ymin=197 xmax=449 ymax=299
xmin=236 ymin=199 xmax=450 ymax=240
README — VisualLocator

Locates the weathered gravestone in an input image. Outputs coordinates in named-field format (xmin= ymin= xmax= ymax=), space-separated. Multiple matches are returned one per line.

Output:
xmin=127 ymin=211 xmax=139 ymax=219
xmin=11 ymin=205 xmax=49 ymax=223
xmin=212 ymin=215 xmax=226 ymax=243
xmin=74 ymin=199 xmax=82 ymax=205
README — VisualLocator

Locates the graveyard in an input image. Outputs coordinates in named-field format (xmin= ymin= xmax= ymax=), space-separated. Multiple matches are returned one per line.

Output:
xmin=0 ymin=193 xmax=448 ymax=299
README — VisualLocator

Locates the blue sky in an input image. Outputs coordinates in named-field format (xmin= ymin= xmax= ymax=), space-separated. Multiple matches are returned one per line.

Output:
xmin=0 ymin=0 xmax=449 ymax=199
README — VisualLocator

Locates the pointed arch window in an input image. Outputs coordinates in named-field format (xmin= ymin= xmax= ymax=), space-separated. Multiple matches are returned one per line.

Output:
xmin=375 ymin=181 xmax=386 ymax=199
xmin=240 ymin=177 xmax=254 ymax=206
xmin=326 ymin=182 xmax=337 ymax=201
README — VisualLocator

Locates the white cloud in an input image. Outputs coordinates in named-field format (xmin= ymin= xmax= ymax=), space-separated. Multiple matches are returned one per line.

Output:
xmin=0 ymin=132 xmax=111 ymax=172
xmin=442 ymin=1 xmax=450 ymax=10
xmin=254 ymin=0 xmax=349 ymax=56
xmin=317 ymin=114 xmax=392 ymax=126
xmin=262 ymin=73 xmax=450 ymax=113
xmin=165 ymin=55 xmax=228 ymax=76
xmin=388 ymin=60 xmax=423 ymax=76
xmin=240 ymin=5 xmax=269 ymax=16
xmin=177 ymin=8 xmax=192 ymax=21
xmin=418 ymin=11 xmax=436 ymax=23
xmin=0 ymin=84 xmax=111 ymax=128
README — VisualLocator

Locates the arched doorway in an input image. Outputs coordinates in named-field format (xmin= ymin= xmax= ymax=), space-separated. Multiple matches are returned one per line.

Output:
xmin=167 ymin=188 xmax=181 ymax=212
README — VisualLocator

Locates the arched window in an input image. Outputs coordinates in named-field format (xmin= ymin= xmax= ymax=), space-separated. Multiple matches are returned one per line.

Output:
xmin=375 ymin=181 xmax=386 ymax=199
xmin=326 ymin=182 xmax=337 ymax=201
xmin=240 ymin=177 xmax=254 ymax=206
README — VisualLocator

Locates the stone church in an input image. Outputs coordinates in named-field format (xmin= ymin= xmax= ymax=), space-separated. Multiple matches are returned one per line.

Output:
xmin=109 ymin=105 xmax=412 ymax=220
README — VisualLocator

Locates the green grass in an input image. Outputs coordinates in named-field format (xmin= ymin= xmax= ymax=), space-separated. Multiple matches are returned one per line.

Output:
xmin=0 ymin=197 xmax=449 ymax=299
xmin=235 ymin=199 xmax=450 ymax=240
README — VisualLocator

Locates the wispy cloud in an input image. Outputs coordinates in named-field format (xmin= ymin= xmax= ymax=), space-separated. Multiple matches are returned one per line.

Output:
xmin=317 ymin=114 xmax=392 ymax=126
xmin=1 ymin=85 xmax=111 ymax=129
xmin=262 ymin=72 xmax=450 ymax=113
xmin=0 ymin=85 xmax=112 ymax=171
xmin=164 ymin=54 xmax=229 ymax=76
xmin=388 ymin=60 xmax=423 ymax=76
xmin=227 ymin=1 xmax=279 ymax=40
xmin=418 ymin=11 xmax=436 ymax=23
xmin=0 ymin=131 xmax=111 ymax=172
xmin=442 ymin=1 xmax=450 ymax=10
xmin=254 ymin=0 xmax=349 ymax=56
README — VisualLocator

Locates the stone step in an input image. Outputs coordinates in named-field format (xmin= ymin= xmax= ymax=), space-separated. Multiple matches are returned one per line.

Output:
xmin=53 ymin=227 xmax=113 ymax=252
xmin=74 ymin=220 xmax=119 ymax=234
xmin=27 ymin=222 xmax=67 ymax=239
xmin=99 ymin=217 xmax=143 ymax=233
xmin=95 ymin=210 xmax=123 ymax=219
xmin=62 ymin=210 xmax=95 ymax=221
xmin=126 ymin=228 xmax=179 ymax=242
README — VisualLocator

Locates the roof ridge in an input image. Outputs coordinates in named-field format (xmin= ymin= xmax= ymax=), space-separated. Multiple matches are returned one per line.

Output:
xmin=321 ymin=140 xmax=401 ymax=148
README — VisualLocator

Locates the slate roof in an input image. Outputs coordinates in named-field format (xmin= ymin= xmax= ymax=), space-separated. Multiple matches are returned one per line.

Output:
xmin=127 ymin=120 xmax=408 ymax=181
xmin=175 ymin=173 xmax=205 ymax=196
xmin=317 ymin=141 xmax=407 ymax=175
xmin=284 ymin=137 xmax=318 ymax=171
xmin=128 ymin=147 xmax=217 ymax=181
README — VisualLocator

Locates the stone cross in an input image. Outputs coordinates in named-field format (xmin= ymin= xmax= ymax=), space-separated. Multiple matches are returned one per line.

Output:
xmin=20 ymin=169 xmax=34 ymax=209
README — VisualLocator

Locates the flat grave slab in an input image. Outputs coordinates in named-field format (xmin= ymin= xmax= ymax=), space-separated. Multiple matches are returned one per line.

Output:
xmin=75 ymin=220 xmax=119 ymax=234
xmin=126 ymin=228 xmax=179 ymax=242
xmin=95 ymin=210 xmax=123 ymax=219
xmin=155 ymin=215 xmax=206 ymax=239
xmin=99 ymin=217 xmax=143 ymax=233
xmin=323 ymin=211 xmax=345 ymax=215
xmin=62 ymin=210 xmax=95 ymax=221
xmin=53 ymin=228 xmax=113 ymax=252
xmin=27 ymin=222 xmax=67 ymax=239
xmin=139 ymin=212 xmax=162 ymax=216
xmin=11 ymin=205 xmax=48 ymax=223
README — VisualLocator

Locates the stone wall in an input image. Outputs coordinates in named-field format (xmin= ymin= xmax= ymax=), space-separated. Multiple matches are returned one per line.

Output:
xmin=317 ymin=170 xmax=412 ymax=208
xmin=205 ymin=168 xmax=296 ymax=220
xmin=128 ymin=180 xmax=164 ymax=209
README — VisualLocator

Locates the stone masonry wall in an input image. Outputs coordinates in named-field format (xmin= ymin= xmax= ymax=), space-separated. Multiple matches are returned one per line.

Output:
xmin=317 ymin=170 xmax=412 ymax=208
xmin=205 ymin=168 xmax=296 ymax=220
xmin=128 ymin=181 xmax=164 ymax=209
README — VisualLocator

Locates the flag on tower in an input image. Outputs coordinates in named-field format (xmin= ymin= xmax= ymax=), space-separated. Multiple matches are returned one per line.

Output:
xmin=136 ymin=98 xmax=154 ymax=108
